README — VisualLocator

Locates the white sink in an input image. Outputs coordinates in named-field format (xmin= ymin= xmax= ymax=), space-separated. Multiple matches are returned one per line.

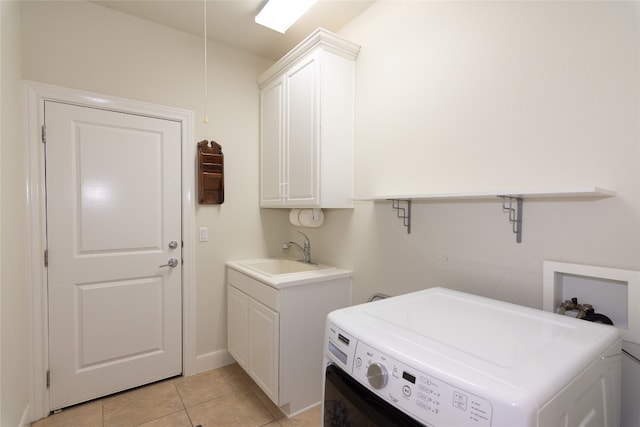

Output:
xmin=240 ymin=259 xmax=332 ymax=276
xmin=227 ymin=258 xmax=351 ymax=289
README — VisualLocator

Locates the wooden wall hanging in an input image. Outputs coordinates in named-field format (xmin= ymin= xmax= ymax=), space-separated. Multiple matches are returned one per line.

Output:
xmin=197 ymin=140 xmax=224 ymax=204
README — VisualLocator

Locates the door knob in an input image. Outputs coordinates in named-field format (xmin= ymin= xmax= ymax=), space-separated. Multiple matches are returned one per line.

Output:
xmin=168 ymin=241 xmax=179 ymax=249
xmin=159 ymin=258 xmax=179 ymax=268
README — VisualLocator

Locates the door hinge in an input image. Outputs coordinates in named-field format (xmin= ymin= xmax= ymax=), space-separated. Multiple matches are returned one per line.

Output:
xmin=41 ymin=125 xmax=47 ymax=144
xmin=44 ymin=249 xmax=48 ymax=267
xmin=46 ymin=370 xmax=50 ymax=389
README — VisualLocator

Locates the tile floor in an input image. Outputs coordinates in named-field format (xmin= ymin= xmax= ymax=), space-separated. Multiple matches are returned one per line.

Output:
xmin=32 ymin=363 xmax=322 ymax=427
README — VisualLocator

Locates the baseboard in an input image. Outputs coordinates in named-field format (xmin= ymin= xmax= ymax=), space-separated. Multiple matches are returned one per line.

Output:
xmin=195 ymin=349 xmax=235 ymax=374
xmin=19 ymin=403 xmax=31 ymax=427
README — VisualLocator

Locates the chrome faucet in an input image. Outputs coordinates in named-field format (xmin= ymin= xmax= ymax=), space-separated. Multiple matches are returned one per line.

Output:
xmin=282 ymin=231 xmax=313 ymax=264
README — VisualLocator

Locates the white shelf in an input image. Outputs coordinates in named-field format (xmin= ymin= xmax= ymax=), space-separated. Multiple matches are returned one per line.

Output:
xmin=354 ymin=186 xmax=615 ymax=242
xmin=355 ymin=186 xmax=615 ymax=201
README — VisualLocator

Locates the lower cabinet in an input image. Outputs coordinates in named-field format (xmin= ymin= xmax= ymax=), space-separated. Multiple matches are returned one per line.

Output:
xmin=228 ymin=285 xmax=280 ymax=402
xmin=226 ymin=266 xmax=351 ymax=417
xmin=227 ymin=285 xmax=250 ymax=370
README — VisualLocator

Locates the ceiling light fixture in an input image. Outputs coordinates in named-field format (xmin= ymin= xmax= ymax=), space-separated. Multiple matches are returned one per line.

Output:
xmin=255 ymin=0 xmax=319 ymax=34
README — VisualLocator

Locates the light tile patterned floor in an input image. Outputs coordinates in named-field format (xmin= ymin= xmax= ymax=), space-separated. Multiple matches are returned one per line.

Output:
xmin=32 ymin=364 xmax=322 ymax=427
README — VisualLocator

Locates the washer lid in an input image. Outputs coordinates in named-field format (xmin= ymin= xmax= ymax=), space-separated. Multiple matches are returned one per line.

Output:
xmin=364 ymin=288 xmax=576 ymax=368
xmin=332 ymin=287 xmax=620 ymax=405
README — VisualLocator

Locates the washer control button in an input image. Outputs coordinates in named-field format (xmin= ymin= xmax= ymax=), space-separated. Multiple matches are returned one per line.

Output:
xmin=367 ymin=363 xmax=388 ymax=389
xmin=403 ymin=385 xmax=412 ymax=397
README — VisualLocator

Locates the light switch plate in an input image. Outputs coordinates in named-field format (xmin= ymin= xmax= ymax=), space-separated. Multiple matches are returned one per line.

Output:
xmin=199 ymin=227 xmax=209 ymax=242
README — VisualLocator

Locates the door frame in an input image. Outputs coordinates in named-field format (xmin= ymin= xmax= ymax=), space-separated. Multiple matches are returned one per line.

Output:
xmin=24 ymin=81 xmax=197 ymax=420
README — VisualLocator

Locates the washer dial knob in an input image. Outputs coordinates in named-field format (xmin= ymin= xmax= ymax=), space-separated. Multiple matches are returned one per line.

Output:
xmin=367 ymin=362 xmax=388 ymax=389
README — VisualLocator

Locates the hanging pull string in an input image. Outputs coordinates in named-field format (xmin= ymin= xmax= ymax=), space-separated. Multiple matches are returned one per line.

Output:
xmin=203 ymin=0 xmax=209 ymax=124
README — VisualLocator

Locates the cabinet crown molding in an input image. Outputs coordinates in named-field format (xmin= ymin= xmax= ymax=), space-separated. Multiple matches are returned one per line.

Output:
xmin=258 ymin=27 xmax=360 ymax=87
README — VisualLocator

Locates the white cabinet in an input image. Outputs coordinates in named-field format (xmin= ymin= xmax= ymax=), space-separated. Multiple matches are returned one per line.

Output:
xmin=247 ymin=296 xmax=279 ymax=401
xmin=227 ymin=285 xmax=250 ymax=369
xmin=259 ymin=78 xmax=284 ymax=206
xmin=226 ymin=265 xmax=351 ymax=416
xmin=227 ymin=284 xmax=279 ymax=402
xmin=258 ymin=28 xmax=360 ymax=208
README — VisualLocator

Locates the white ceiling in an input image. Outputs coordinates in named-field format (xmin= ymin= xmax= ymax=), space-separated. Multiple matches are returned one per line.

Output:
xmin=91 ymin=0 xmax=374 ymax=60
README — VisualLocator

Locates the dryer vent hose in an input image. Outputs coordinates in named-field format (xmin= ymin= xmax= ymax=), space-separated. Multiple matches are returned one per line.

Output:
xmin=367 ymin=293 xmax=390 ymax=303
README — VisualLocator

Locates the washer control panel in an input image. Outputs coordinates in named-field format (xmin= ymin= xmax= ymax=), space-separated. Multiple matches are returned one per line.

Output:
xmin=351 ymin=340 xmax=493 ymax=426
xmin=326 ymin=323 xmax=357 ymax=369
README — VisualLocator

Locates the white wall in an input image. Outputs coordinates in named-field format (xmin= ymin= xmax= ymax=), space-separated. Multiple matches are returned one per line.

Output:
xmin=1 ymin=1 xmax=31 ymax=425
xmin=307 ymin=0 xmax=640 ymax=308
xmin=20 ymin=0 xmax=290 ymax=372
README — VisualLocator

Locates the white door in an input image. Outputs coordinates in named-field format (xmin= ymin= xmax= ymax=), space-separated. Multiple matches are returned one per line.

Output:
xmin=45 ymin=100 xmax=183 ymax=410
xmin=227 ymin=285 xmax=249 ymax=370
xmin=259 ymin=78 xmax=285 ymax=206
xmin=248 ymin=298 xmax=279 ymax=404
xmin=286 ymin=54 xmax=318 ymax=206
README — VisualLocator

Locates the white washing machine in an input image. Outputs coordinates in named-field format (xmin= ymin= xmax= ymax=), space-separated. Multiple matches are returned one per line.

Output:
xmin=323 ymin=287 xmax=621 ymax=427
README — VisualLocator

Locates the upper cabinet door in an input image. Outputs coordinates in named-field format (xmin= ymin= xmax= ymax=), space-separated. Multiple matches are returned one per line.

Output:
xmin=258 ymin=28 xmax=360 ymax=209
xmin=286 ymin=54 xmax=319 ymax=206
xmin=259 ymin=78 xmax=285 ymax=207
